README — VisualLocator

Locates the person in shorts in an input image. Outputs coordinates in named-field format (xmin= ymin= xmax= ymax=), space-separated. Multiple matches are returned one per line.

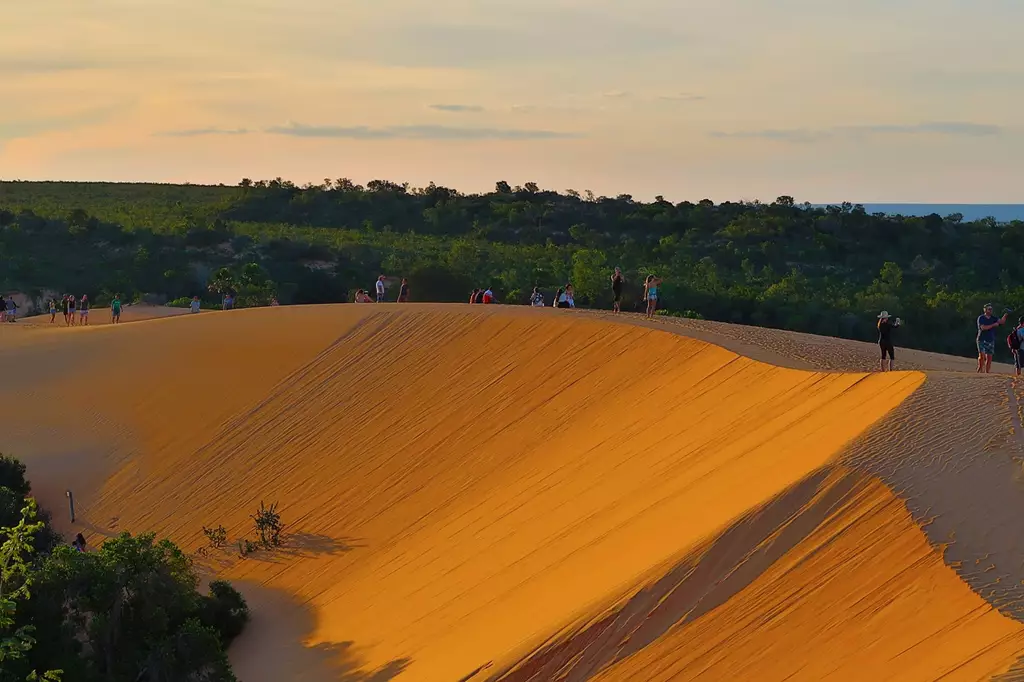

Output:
xmin=111 ymin=294 xmax=122 ymax=324
xmin=376 ymin=275 xmax=386 ymax=303
xmin=977 ymin=303 xmax=1008 ymax=374
xmin=78 ymin=295 xmax=90 ymax=325
xmin=62 ymin=295 xmax=73 ymax=326
xmin=876 ymin=311 xmax=901 ymax=371
xmin=49 ymin=298 xmax=57 ymax=323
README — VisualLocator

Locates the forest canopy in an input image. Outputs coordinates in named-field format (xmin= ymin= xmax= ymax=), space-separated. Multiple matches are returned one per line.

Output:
xmin=2 ymin=179 xmax=1022 ymax=359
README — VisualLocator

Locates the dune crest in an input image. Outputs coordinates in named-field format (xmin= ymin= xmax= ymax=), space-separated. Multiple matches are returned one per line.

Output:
xmin=4 ymin=305 xmax=1022 ymax=680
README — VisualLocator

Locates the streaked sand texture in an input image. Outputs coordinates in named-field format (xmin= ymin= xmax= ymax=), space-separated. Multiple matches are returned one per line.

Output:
xmin=3 ymin=304 xmax=1023 ymax=681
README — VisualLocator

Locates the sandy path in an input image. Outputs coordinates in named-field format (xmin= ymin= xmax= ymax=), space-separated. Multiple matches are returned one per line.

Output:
xmin=2 ymin=304 xmax=1023 ymax=681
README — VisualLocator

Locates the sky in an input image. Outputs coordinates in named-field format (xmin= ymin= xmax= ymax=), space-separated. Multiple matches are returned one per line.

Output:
xmin=1 ymin=0 xmax=1022 ymax=203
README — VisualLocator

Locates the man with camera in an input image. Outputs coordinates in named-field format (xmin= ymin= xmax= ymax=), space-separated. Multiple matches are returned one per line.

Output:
xmin=877 ymin=311 xmax=901 ymax=372
xmin=977 ymin=303 xmax=1010 ymax=374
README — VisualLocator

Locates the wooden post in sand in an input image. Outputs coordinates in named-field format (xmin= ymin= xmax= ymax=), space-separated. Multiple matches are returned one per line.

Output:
xmin=66 ymin=490 xmax=75 ymax=523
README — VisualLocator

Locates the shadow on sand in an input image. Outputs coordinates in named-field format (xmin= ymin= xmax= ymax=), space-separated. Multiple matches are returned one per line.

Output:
xmin=229 ymin=582 xmax=411 ymax=682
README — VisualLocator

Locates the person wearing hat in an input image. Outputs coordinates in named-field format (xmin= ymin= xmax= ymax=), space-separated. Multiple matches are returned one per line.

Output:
xmin=977 ymin=303 xmax=1009 ymax=373
xmin=877 ymin=311 xmax=901 ymax=372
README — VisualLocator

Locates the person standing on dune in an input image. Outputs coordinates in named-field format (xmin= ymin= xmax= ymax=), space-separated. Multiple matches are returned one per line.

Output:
xmin=111 ymin=294 xmax=122 ymax=324
xmin=876 ymin=311 xmax=901 ymax=372
xmin=977 ymin=303 xmax=1008 ymax=373
xmin=79 ymin=295 xmax=90 ymax=326
xmin=397 ymin=278 xmax=410 ymax=303
xmin=49 ymin=298 xmax=57 ymax=323
xmin=611 ymin=267 xmax=625 ymax=313
xmin=643 ymin=275 xmax=662 ymax=319
xmin=62 ymin=295 xmax=72 ymax=326
xmin=376 ymin=275 xmax=386 ymax=303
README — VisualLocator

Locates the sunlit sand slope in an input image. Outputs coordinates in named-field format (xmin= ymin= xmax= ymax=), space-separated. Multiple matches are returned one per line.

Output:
xmin=497 ymin=465 xmax=1024 ymax=681
xmin=4 ymin=305 xmax=1009 ymax=681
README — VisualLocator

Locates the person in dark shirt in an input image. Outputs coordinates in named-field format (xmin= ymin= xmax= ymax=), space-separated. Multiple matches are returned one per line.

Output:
xmin=611 ymin=267 xmax=625 ymax=313
xmin=977 ymin=302 xmax=1008 ymax=373
xmin=876 ymin=311 xmax=901 ymax=371
xmin=397 ymin=278 xmax=410 ymax=303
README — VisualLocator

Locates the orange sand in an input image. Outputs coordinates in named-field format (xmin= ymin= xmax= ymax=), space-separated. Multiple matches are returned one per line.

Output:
xmin=1 ymin=304 xmax=1021 ymax=681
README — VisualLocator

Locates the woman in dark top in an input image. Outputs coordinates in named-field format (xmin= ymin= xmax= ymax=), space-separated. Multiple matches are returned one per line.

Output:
xmin=877 ymin=310 xmax=901 ymax=371
xmin=397 ymin=278 xmax=410 ymax=303
xmin=611 ymin=267 xmax=624 ymax=313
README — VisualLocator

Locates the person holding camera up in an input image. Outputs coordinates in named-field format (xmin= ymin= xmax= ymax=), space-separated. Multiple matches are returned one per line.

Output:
xmin=977 ymin=303 xmax=1010 ymax=374
xmin=877 ymin=311 xmax=901 ymax=371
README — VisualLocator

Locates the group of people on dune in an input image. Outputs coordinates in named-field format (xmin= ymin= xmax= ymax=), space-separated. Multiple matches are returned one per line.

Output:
xmin=877 ymin=302 xmax=1024 ymax=375
xmin=0 ymin=293 xmax=121 ymax=326
xmin=44 ymin=293 xmax=120 ymax=326
xmin=354 ymin=275 xmax=411 ymax=304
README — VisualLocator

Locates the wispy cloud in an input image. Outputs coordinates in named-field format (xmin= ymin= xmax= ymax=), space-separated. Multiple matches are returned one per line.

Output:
xmin=710 ymin=121 xmax=1003 ymax=142
xmin=602 ymin=90 xmax=630 ymax=98
xmin=0 ymin=56 xmax=106 ymax=75
xmin=658 ymin=92 xmax=705 ymax=102
xmin=429 ymin=104 xmax=484 ymax=113
xmin=154 ymin=127 xmax=251 ymax=137
xmin=0 ymin=107 xmax=118 ymax=143
xmin=265 ymin=122 xmax=579 ymax=140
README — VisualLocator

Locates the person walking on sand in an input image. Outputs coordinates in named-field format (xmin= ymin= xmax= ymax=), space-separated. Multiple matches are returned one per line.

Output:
xmin=78 ymin=295 xmax=90 ymax=325
xmin=49 ymin=298 xmax=57 ymax=323
xmin=643 ymin=275 xmax=662 ymax=319
xmin=110 ymin=294 xmax=122 ymax=324
xmin=397 ymin=278 xmax=410 ymax=303
xmin=62 ymin=295 xmax=73 ymax=326
xmin=876 ymin=311 xmax=901 ymax=371
xmin=977 ymin=303 xmax=1008 ymax=373
xmin=375 ymin=275 xmax=386 ymax=303
xmin=5 ymin=296 xmax=17 ymax=323
xmin=190 ymin=296 xmax=201 ymax=313
xmin=611 ymin=267 xmax=625 ymax=313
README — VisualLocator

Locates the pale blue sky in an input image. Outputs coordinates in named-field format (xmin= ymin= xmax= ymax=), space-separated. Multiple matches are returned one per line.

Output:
xmin=1 ymin=0 xmax=1021 ymax=201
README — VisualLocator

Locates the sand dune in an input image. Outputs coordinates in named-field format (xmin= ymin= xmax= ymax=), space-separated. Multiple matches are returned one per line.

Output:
xmin=2 ymin=304 xmax=1023 ymax=681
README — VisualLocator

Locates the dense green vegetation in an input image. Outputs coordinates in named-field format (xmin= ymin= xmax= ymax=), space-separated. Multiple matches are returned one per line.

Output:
xmin=3 ymin=179 xmax=1023 ymax=359
xmin=0 ymin=454 xmax=249 ymax=681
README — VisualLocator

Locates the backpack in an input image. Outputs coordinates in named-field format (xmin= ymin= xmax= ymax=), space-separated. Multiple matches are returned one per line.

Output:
xmin=1008 ymin=327 xmax=1023 ymax=351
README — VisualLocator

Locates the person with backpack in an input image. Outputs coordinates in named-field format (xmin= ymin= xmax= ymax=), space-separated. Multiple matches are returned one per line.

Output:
xmin=877 ymin=311 xmax=901 ymax=371
xmin=1008 ymin=317 xmax=1024 ymax=376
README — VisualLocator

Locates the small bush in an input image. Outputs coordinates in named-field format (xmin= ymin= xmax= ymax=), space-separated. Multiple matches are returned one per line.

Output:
xmin=202 ymin=524 xmax=228 ymax=550
xmin=238 ymin=538 xmax=259 ymax=557
xmin=199 ymin=580 xmax=251 ymax=646
xmin=251 ymin=501 xmax=283 ymax=548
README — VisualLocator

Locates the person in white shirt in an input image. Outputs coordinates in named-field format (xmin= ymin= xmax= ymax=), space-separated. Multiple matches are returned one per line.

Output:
xmin=375 ymin=275 xmax=386 ymax=303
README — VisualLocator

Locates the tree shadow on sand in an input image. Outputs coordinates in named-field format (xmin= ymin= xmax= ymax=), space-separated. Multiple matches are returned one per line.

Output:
xmin=247 ymin=533 xmax=365 ymax=565
xmin=229 ymin=582 xmax=411 ymax=682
